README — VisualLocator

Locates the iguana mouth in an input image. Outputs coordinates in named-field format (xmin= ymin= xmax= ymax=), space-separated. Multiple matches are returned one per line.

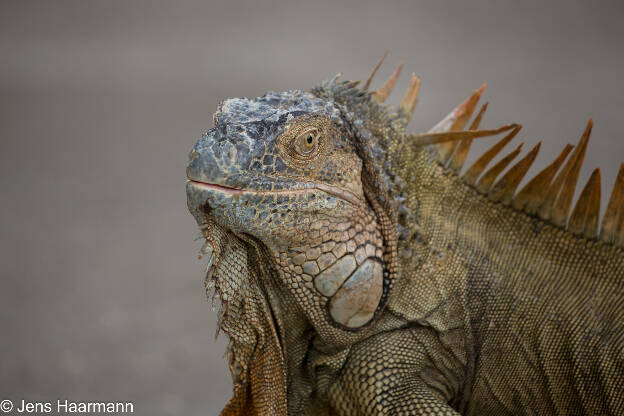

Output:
xmin=188 ymin=180 xmax=243 ymax=195
xmin=188 ymin=179 xmax=364 ymax=206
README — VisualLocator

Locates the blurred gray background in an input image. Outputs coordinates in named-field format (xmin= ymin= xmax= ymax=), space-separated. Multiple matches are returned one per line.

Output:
xmin=1 ymin=0 xmax=623 ymax=414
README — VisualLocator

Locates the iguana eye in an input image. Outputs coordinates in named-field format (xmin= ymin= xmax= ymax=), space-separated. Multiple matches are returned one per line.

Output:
xmin=294 ymin=128 xmax=320 ymax=155
xmin=277 ymin=116 xmax=331 ymax=166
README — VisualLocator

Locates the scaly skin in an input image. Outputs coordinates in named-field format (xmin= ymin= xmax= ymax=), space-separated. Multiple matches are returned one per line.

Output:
xmin=186 ymin=71 xmax=624 ymax=415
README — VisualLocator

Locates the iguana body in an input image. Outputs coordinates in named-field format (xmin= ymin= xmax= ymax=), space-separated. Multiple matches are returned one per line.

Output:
xmin=186 ymin=56 xmax=624 ymax=415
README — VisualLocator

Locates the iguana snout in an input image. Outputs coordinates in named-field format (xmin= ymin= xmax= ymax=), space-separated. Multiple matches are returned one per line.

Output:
xmin=186 ymin=117 xmax=302 ymax=238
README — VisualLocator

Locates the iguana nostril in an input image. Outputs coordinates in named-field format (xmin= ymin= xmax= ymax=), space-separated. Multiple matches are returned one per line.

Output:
xmin=227 ymin=144 xmax=237 ymax=163
xmin=188 ymin=149 xmax=200 ymax=163
xmin=214 ymin=124 xmax=227 ymax=142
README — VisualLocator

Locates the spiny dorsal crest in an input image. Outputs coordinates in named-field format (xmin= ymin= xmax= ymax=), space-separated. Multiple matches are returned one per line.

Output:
xmin=312 ymin=54 xmax=624 ymax=248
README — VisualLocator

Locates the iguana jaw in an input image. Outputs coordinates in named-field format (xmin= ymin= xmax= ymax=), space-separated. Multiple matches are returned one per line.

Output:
xmin=186 ymin=178 xmax=360 ymax=245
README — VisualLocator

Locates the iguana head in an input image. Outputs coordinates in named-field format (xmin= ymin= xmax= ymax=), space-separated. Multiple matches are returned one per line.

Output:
xmin=186 ymin=88 xmax=392 ymax=345
xmin=186 ymin=67 xmax=512 ymax=351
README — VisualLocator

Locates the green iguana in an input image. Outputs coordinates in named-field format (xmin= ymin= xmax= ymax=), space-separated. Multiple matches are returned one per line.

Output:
xmin=186 ymin=54 xmax=624 ymax=415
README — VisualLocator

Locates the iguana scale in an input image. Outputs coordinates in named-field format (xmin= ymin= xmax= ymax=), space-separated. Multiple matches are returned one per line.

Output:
xmin=186 ymin=55 xmax=624 ymax=415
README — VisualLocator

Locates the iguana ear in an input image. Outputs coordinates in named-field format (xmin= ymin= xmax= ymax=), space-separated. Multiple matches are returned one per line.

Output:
xmin=323 ymin=257 xmax=385 ymax=328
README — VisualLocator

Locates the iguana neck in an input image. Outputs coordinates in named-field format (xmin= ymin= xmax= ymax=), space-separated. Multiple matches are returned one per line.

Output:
xmin=388 ymin=146 xmax=476 ymax=328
